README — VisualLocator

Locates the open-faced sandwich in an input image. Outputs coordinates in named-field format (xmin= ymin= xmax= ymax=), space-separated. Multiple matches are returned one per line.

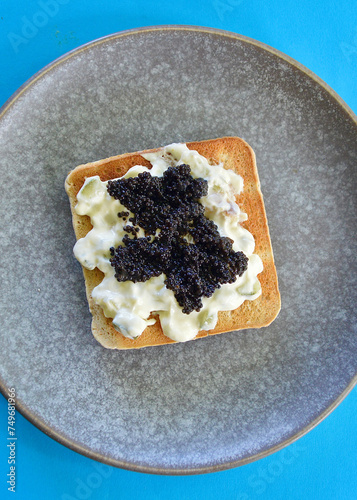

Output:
xmin=65 ymin=137 xmax=280 ymax=349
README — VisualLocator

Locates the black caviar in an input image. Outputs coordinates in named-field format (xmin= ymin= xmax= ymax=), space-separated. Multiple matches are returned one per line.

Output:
xmin=107 ymin=164 xmax=248 ymax=314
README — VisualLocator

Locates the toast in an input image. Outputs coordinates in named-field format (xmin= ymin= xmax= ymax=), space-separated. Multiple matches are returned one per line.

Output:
xmin=65 ymin=137 xmax=280 ymax=349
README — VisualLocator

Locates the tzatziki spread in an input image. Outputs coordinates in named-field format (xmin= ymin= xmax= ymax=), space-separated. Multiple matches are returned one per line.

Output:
xmin=73 ymin=143 xmax=263 ymax=342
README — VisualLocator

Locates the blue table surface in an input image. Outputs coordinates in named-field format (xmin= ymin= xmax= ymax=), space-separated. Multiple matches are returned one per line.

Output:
xmin=1 ymin=1 xmax=356 ymax=499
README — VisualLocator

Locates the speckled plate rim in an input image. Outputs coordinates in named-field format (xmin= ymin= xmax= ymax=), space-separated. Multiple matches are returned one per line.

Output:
xmin=0 ymin=25 xmax=356 ymax=475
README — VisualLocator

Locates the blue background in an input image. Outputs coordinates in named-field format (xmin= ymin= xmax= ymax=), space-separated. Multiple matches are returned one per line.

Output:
xmin=1 ymin=1 xmax=356 ymax=499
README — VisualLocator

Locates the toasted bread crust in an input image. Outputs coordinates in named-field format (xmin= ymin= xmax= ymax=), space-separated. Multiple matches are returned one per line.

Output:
xmin=65 ymin=137 xmax=281 ymax=349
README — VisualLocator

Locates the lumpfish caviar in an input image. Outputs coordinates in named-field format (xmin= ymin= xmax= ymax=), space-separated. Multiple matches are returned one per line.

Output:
xmin=107 ymin=165 xmax=248 ymax=314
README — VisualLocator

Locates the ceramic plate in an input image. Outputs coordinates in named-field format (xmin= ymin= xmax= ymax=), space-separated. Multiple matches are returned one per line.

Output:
xmin=0 ymin=26 xmax=356 ymax=474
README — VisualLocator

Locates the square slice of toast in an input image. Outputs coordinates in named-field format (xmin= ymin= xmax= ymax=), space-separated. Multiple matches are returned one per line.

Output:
xmin=65 ymin=137 xmax=280 ymax=349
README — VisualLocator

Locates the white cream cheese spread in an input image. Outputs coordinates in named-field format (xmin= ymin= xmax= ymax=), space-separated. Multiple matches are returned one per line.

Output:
xmin=73 ymin=143 xmax=263 ymax=342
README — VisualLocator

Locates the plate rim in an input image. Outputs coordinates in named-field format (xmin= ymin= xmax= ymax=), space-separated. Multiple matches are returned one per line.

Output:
xmin=1 ymin=24 xmax=357 ymax=124
xmin=0 ymin=24 xmax=356 ymax=475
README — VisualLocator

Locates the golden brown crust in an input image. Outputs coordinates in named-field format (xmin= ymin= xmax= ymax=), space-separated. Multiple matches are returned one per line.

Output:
xmin=65 ymin=137 xmax=281 ymax=349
